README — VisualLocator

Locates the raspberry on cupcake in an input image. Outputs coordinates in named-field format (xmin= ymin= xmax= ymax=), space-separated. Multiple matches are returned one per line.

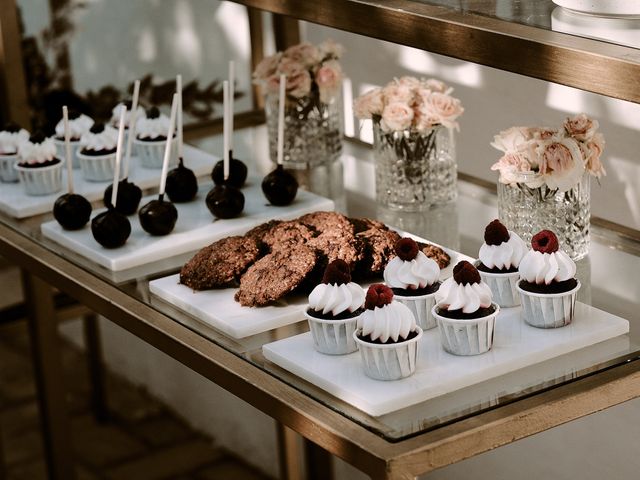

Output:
xmin=353 ymin=284 xmax=422 ymax=380
xmin=433 ymin=261 xmax=499 ymax=355
xmin=517 ymin=230 xmax=580 ymax=328
xmin=384 ymin=237 xmax=441 ymax=330
xmin=305 ymin=260 xmax=366 ymax=355
xmin=475 ymin=219 xmax=527 ymax=307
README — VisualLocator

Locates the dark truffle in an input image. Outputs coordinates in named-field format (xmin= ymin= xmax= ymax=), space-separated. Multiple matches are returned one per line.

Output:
xmin=531 ymin=230 xmax=559 ymax=254
xmin=103 ymin=179 xmax=142 ymax=215
xmin=138 ymin=197 xmax=178 ymax=236
xmin=484 ymin=219 xmax=510 ymax=246
xmin=262 ymin=165 xmax=298 ymax=206
xmin=91 ymin=209 xmax=131 ymax=248
xmin=321 ymin=259 xmax=351 ymax=285
xmin=211 ymin=157 xmax=248 ymax=188
xmin=205 ymin=183 xmax=244 ymax=219
xmin=365 ymin=284 xmax=394 ymax=310
xmin=453 ymin=261 xmax=481 ymax=285
xmin=165 ymin=158 xmax=198 ymax=203
xmin=53 ymin=193 xmax=92 ymax=230
xmin=395 ymin=238 xmax=419 ymax=261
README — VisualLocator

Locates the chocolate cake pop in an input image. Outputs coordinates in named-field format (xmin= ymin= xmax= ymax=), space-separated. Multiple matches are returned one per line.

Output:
xmin=139 ymin=93 xmax=180 ymax=236
xmin=206 ymin=183 xmax=244 ymax=219
xmin=54 ymin=106 xmax=92 ymax=230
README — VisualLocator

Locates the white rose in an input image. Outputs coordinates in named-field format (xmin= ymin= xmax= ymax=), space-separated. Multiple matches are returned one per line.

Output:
xmin=380 ymin=102 xmax=414 ymax=132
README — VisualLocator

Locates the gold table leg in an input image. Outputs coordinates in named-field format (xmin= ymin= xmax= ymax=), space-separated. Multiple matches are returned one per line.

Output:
xmin=21 ymin=271 xmax=76 ymax=480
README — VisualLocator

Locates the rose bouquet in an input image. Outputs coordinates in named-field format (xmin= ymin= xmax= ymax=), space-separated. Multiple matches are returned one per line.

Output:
xmin=491 ymin=113 xmax=606 ymax=192
xmin=354 ymin=77 xmax=464 ymax=210
xmin=253 ymin=40 xmax=344 ymax=166
xmin=492 ymin=114 xmax=605 ymax=260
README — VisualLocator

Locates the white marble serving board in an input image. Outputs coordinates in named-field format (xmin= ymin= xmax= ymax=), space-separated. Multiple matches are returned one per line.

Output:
xmin=0 ymin=144 xmax=213 ymax=219
xmin=262 ymin=303 xmax=629 ymax=416
xmin=41 ymin=179 xmax=334 ymax=271
xmin=148 ymin=242 xmax=470 ymax=339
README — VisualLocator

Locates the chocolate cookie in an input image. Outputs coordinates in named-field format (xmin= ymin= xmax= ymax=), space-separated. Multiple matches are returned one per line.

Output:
xmin=298 ymin=211 xmax=354 ymax=236
xmin=244 ymin=220 xmax=282 ymax=242
xmin=417 ymin=242 xmax=451 ymax=269
xmin=261 ymin=220 xmax=316 ymax=251
xmin=356 ymin=227 xmax=401 ymax=276
xmin=180 ymin=236 xmax=261 ymax=290
xmin=349 ymin=217 xmax=386 ymax=234
xmin=307 ymin=231 xmax=363 ymax=270
xmin=235 ymin=244 xmax=317 ymax=307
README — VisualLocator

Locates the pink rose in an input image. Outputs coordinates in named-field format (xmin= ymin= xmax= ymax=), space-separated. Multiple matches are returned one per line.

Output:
xmin=253 ymin=52 xmax=282 ymax=80
xmin=266 ymin=58 xmax=312 ymax=98
xmin=315 ymin=60 xmax=342 ymax=104
xmin=380 ymin=102 xmax=414 ymax=132
xmin=490 ymin=126 xmax=534 ymax=153
xmin=530 ymin=126 xmax=559 ymax=141
xmin=564 ymin=113 xmax=599 ymax=141
xmin=382 ymin=82 xmax=414 ymax=105
xmin=396 ymin=76 xmax=421 ymax=89
xmin=354 ymin=87 xmax=384 ymax=119
xmin=419 ymin=91 xmax=463 ymax=130
xmin=491 ymin=152 xmax=537 ymax=186
xmin=583 ymin=132 xmax=606 ymax=177
xmin=422 ymin=78 xmax=448 ymax=94
xmin=318 ymin=39 xmax=344 ymax=59
xmin=283 ymin=42 xmax=320 ymax=68
xmin=536 ymin=137 xmax=585 ymax=191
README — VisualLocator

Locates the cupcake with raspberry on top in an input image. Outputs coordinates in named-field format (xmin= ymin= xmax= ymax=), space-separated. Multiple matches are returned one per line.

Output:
xmin=134 ymin=106 xmax=176 ymax=169
xmin=0 ymin=122 xmax=29 ymax=182
xmin=53 ymin=110 xmax=94 ymax=168
xmin=77 ymin=122 xmax=120 ymax=182
xmin=353 ymin=284 xmax=422 ymax=380
xmin=433 ymin=261 xmax=499 ymax=356
xmin=476 ymin=219 xmax=527 ymax=307
xmin=15 ymin=132 xmax=63 ymax=196
xmin=384 ymin=237 xmax=440 ymax=330
xmin=306 ymin=259 xmax=365 ymax=355
xmin=517 ymin=230 xmax=580 ymax=328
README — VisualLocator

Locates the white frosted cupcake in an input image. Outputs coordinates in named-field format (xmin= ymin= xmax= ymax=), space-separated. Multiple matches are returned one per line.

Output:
xmin=0 ymin=123 xmax=29 ymax=182
xmin=77 ymin=123 xmax=119 ymax=182
xmin=305 ymin=260 xmax=365 ymax=355
xmin=476 ymin=219 xmax=527 ymax=307
xmin=517 ymin=230 xmax=580 ymax=328
xmin=134 ymin=106 xmax=176 ymax=169
xmin=384 ymin=237 xmax=441 ymax=330
xmin=353 ymin=284 xmax=422 ymax=381
xmin=53 ymin=112 xmax=93 ymax=169
xmin=15 ymin=133 xmax=63 ymax=195
xmin=433 ymin=261 xmax=499 ymax=356
xmin=111 ymin=101 xmax=145 ymax=150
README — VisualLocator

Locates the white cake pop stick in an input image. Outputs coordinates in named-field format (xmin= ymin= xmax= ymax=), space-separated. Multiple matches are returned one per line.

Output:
xmin=111 ymin=107 xmax=127 ymax=208
xmin=228 ymin=60 xmax=235 ymax=154
xmin=159 ymin=94 xmax=178 ymax=197
xmin=62 ymin=106 xmax=74 ymax=194
xmin=123 ymin=79 xmax=140 ymax=179
xmin=277 ymin=74 xmax=286 ymax=166
xmin=223 ymin=80 xmax=230 ymax=181
xmin=176 ymin=74 xmax=184 ymax=160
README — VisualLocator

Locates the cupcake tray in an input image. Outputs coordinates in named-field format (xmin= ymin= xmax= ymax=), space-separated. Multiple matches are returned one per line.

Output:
xmin=148 ymin=238 xmax=470 ymax=339
xmin=262 ymin=302 xmax=630 ymax=416
xmin=40 ymin=179 xmax=334 ymax=272
xmin=0 ymin=144 xmax=212 ymax=219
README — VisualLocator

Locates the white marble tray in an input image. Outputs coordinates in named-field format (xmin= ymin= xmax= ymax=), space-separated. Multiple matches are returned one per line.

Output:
xmin=149 ymin=240 xmax=469 ymax=339
xmin=262 ymin=303 xmax=629 ymax=416
xmin=41 ymin=180 xmax=334 ymax=271
xmin=0 ymin=144 xmax=213 ymax=219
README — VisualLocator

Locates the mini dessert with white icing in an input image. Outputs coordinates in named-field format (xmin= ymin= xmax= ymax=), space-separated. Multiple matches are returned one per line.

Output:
xmin=384 ymin=237 xmax=440 ymax=330
xmin=54 ymin=111 xmax=93 ymax=142
xmin=136 ymin=107 xmax=172 ymax=142
xmin=0 ymin=122 xmax=29 ymax=182
xmin=353 ymin=284 xmax=422 ymax=380
xmin=17 ymin=133 xmax=60 ymax=168
xmin=111 ymin=101 xmax=145 ymax=130
xmin=80 ymin=123 xmax=118 ymax=156
xmin=15 ymin=132 xmax=63 ymax=195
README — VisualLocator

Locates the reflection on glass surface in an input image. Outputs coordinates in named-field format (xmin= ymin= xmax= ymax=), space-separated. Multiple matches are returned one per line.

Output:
xmin=552 ymin=7 xmax=640 ymax=48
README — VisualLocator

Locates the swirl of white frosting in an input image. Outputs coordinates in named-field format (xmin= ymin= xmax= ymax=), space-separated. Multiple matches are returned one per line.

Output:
xmin=435 ymin=277 xmax=493 ymax=314
xmin=308 ymin=282 xmax=365 ymax=316
xmin=55 ymin=114 xmax=94 ymax=140
xmin=518 ymin=250 xmax=576 ymax=285
xmin=358 ymin=302 xmax=417 ymax=343
xmin=0 ymin=129 xmax=29 ymax=155
xmin=111 ymin=103 xmax=146 ymax=128
xmin=478 ymin=231 xmax=527 ymax=270
xmin=384 ymin=251 xmax=440 ymax=289
xmin=136 ymin=114 xmax=172 ymax=140
xmin=81 ymin=125 xmax=118 ymax=153
xmin=18 ymin=138 xmax=57 ymax=164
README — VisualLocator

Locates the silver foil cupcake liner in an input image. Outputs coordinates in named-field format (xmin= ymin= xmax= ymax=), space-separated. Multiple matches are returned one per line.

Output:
xmin=517 ymin=281 xmax=580 ymax=329
xmin=0 ymin=154 xmax=19 ymax=182
xmin=53 ymin=139 xmax=81 ymax=169
xmin=433 ymin=303 xmax=499 ymax=356
xmin=77 ymin=151 xmax=119 ymax=182
xmin=15 ymin=162 xmax=63 ymax=196
xmin=305 ymin=311 xmax=360 ymax=355
xmin=475 ymin=262 xmax=520 ymax=308
xmin=134 ymin=139 xmax=177 ymax=169
xmin=353 ymin=327 xmax=423 ymax=381
xmin=394 ymin=291 xmax=438 ymax=330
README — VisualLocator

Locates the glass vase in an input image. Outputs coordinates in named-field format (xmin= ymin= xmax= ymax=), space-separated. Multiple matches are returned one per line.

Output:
xmin=373 ymin=123 xmax=456 ymax=211
xmin=498 ymin=172 xmax=590 ymax=260
xmin=265 ymin=93 xmax=342 ymax=168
